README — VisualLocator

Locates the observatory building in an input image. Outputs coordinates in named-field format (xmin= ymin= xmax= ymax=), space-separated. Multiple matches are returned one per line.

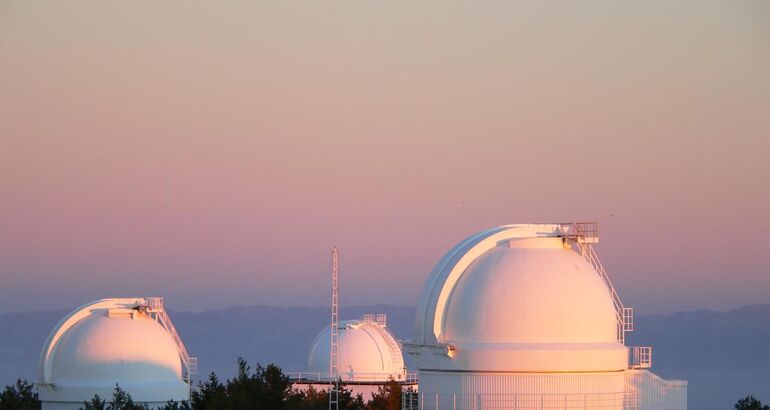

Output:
xmin=405 ymin=223 xmax=687 ymax=410
xmin=290 ymin=248 xmax=416 ymax=400
xmin=291 ymin=313 xmax=416 ymax=398
xmin=38 ymin=298 xmax=196 ymax=409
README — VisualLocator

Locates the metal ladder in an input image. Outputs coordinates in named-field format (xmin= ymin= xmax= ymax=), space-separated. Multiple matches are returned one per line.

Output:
xmin=329 ymin=248 xmax=339 ymax=410
xmin=380 ymin=320 xmax=406 ymax=380
xmin=362 ymin=313 xmax=403 ymax=378
xmin=144 ymin=297 xmax=197 ymax=383
xmin=565 ymin=223 xmax=633 ymax=343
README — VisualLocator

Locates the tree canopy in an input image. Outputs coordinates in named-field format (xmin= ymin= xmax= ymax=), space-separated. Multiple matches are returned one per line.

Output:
xmin=0 ymin=379 xmax=39 ymax=410
xmin=69 ymin=358 xmax=399 ymax=410
xmin=735 ymin=395 xmax=770 ymax=410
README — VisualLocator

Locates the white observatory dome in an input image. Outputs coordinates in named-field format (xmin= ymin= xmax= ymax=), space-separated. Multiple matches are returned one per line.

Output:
xmin=307 ymin=315 xmax=406 ymax=382
xmin=441 ymin=236 xmax=617 ymax=345
xmin=38 ymin=298 xmax=193 ymax=409
xmin=406 ymin=224 xmax=689 ymax=410
xmin=412 ymin=224 xmax=627 ymax=373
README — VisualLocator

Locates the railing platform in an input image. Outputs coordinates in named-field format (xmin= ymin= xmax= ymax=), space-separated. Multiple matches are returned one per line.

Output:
xmin=287 ymin=371 xmax=418 ymax=384
xmin=403 ymin=391 xmax=638 ymax=410
xmin=141 ymin=297 xmax=197 ymax=384
xmin=560 ymin=222 xmax=631 ymax=344
xmin=629 ymin=346 xmax=653 ymax=369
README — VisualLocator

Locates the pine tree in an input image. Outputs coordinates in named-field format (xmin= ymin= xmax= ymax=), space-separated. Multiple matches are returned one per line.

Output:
xmin=366 ymin=377 xmax=401 ymax=410
xmin=191 ymin=373 xmax=227 ymax=410
xmin=735 ymin=395 xmax=770 ymax=410
xmin=82 ymin=385 xmax=148 ymax=410
xmin=0 ymin=379 xmax=40 ymax=410
xmin=82 ymin=394 xmax=106 ymax=410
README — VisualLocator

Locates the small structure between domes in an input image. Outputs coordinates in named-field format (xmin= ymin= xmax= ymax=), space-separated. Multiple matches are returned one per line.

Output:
xmin=288 ymin=249 xmax=416 ymax=400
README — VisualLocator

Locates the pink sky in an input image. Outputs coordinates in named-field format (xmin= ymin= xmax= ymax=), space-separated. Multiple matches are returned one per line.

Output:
xmin=1 ymin=1 xmax=768 ymax=314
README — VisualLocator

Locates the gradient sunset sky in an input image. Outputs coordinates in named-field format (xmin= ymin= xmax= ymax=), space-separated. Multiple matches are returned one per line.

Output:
xmin=1 ymin=1 xmax=768 ymax=314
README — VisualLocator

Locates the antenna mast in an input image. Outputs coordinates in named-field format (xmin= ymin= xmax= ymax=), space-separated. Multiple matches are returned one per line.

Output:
xmin=329 ymin=247 xmax=339 ymax=410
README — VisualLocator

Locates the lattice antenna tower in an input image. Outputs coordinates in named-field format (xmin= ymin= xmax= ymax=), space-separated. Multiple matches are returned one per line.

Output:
xmin=328 ymin=247 xmax=339 ymax=410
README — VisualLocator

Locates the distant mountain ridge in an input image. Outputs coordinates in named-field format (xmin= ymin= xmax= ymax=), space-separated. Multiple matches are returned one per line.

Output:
xmin=2 ymin=303 xmax=770 ymax=410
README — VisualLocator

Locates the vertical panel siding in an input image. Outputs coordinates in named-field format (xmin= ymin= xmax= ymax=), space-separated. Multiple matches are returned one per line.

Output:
xmin=416 ymin=371 xmax=627 ymax=409
xmin=625 ymin=370 xmax=687 ymax=410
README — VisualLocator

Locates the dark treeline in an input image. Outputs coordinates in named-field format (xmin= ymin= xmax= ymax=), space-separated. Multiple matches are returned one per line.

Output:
xmin=735 ymin=396 xmax=770 ymax=410
xmin=0 ymin=380 xmax=38 ymax=410
xmin=0 ymin=358 xmax=403 ymax=410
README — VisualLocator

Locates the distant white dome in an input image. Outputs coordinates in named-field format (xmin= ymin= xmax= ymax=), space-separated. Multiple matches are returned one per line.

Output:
xmin=307 ymin=316 xmax=405 ymax=382
xmin=38 ymin=299 xmax=191 ymax=408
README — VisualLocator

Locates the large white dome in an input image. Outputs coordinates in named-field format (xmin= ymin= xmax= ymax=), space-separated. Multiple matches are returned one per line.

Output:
xmin=307 ymin=316 xmax=406 ymax=382
xmin=411 ymin=224 xmax=628 ymax=372
xmin=38 ymin=298 xmax=191 ymax=407
xmin=406 ymin=224 xmax=689 ymax=410
xmin=441 ymin=237 xmax=617 ymax=344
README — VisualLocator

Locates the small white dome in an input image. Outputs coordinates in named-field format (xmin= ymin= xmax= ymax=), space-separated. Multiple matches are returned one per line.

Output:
xmin=39 ymin=299 xmax=191 ymax=405
xmin=307 ymin=317 xmax=405 ymax=382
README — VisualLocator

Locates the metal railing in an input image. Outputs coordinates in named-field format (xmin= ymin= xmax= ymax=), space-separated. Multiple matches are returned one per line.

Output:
xmin=362 ymin=313 xmax=389 ymax=327
xmin=571 ymin=222 xmax=599 ymax=244
xmin=287 ymin=371 xmax=418 ymax=383
xmin=381 ymin=335 xmax=403 ymax=373
xmin=622 ymin=308 xmax=634 ymax=332
xmin=403 ymin=391 xmax=638 ymax=410
xmin=359 ymin=313 xmax=402 ymax=377
xmin=404 ymin=371 xmax=419 ymax=384
xmin=629 ymin=346 xmax=652 ymax=369
xmin=565 ymin=223 xmax=631 ymax=344
xmin=143 ymin=297 xmax=197 ymax=384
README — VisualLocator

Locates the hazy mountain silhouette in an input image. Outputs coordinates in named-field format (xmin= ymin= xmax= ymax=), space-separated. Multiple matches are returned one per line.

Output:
xmin=3 ymin=304 xmax=770 ymax=410
xmin=626 ymin=304 xmax=770 ymax=410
